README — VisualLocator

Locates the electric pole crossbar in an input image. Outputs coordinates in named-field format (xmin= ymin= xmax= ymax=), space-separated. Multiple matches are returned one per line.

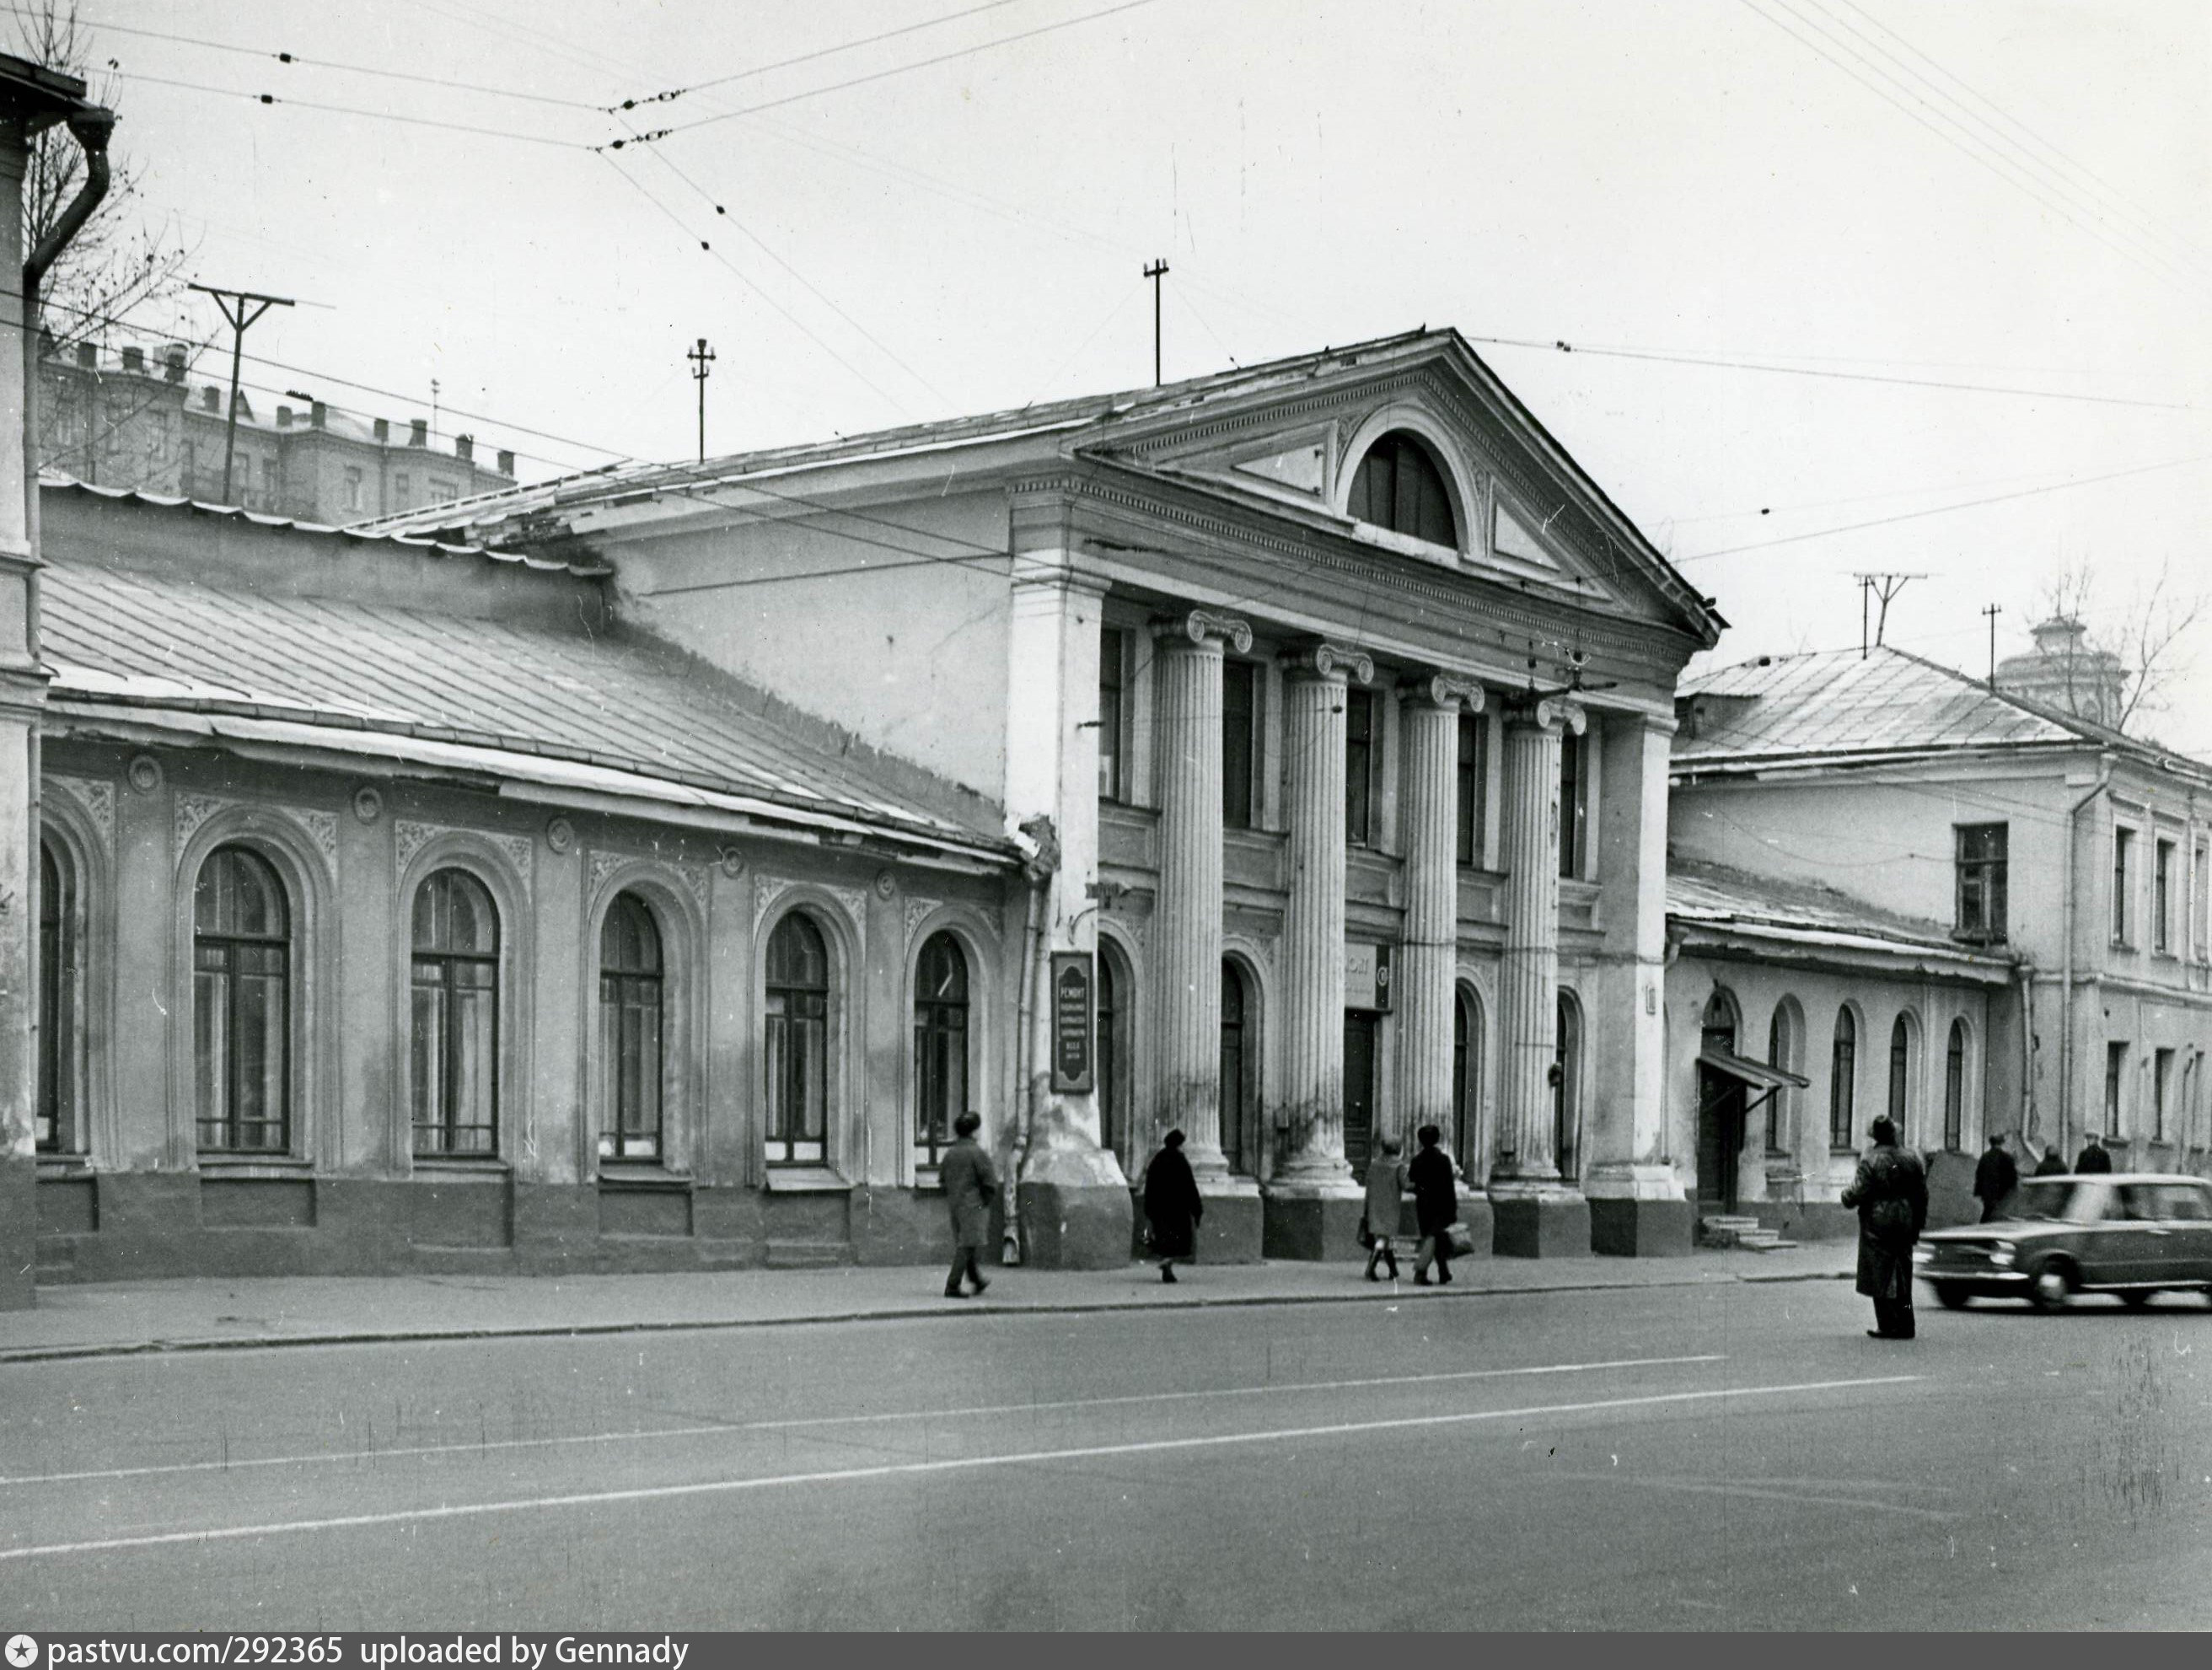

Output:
xmin=1142 ymin=259 xmax=1168 ymax=387
xmin=687 ymin=337 xmax=716 ymax=464
xmin=188 ymin=282 xmax=294 ymax=507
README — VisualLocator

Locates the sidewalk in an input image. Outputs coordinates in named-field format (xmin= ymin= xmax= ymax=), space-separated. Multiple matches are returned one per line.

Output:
xmin=0 ymin=1244 xmax=1853 ymax=1364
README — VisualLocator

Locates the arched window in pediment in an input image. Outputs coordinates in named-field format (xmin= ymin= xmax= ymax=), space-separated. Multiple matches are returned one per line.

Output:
xmin=1347 ymin=430 xmax=1458 ymax=549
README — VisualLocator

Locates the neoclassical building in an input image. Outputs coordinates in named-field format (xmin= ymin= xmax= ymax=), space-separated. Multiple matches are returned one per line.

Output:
xmin=357 ymin=327 xmax=1724 ymax=1266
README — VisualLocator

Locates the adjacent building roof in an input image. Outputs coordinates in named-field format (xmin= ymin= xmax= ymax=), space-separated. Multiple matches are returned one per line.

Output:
xmin=39 ymin=553 xmax=1012 ymax=862
xmin=1673 ymin=643 xmax=2204 ymax=780
xmin=1667 ymin=856 xmax=2013 ymax=982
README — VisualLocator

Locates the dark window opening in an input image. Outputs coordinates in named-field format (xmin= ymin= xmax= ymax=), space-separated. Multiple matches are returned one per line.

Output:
xmin=765 ymin=914 xmax=830 ymax=1164
xmin=1222 ymin=658 xmax=1257 ymax=830
xmin=411 ymin=868 xmax=500 ymax=1158
xmin=1345 ymin=689 xmax=1375 ymax=847
xmin=1456 ymin=712 xmax=1486 ymax=867
xmin=1098 ymin=627 xmax=1125 ymax=800
xmin=1954 ymin=823 xmax=2008 ymax=943
xmin=1944 ymin=1020 xmax=1966 ymax=1152
xmin=913 ymin=932 xmax=969 ymax=1166
xmin=1219 ymin=962 xmax=1251 ymax=1176
xmin=193 ymin=846 xmax=291 ymax=1154
xmin=36 ymin=840 xmax=76 ymax=1153
xmin=1347 ymin=430 xmax=1458 ymax=548
xmin=1887 ymin=1015 xmax=1911 ymax=1134
xmin=1829 ymin=1009 xmax=1857 ymax=1150
xmin=1558 ymin=723 xmax=1588 ymax=879
xmin=599 ymin=892 xmax=664 ymax=1163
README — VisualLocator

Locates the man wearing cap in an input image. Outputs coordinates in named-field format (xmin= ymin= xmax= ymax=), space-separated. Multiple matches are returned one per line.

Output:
xmin=940 ymin=1110 xmax=997 ymax=1298
xmin=2074 ymin=1132 xmax=2113 ymax=1174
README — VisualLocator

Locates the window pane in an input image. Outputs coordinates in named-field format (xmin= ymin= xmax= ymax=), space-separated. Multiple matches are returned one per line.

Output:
xmin=194 ymin=964 xmax=228 ymax=1147
xmin=1345 ymin=691 xmax=1372 ymax=846
xmin=1456 ymin=714 xmax=1484 ymax=867
xmin=411 ymin=979 xmax=445 ymax=1139
xmin=1222 ymin=660 xmax=1256 ymax=830
xmin=1098 ymin=628 xmax=1125 ymax=799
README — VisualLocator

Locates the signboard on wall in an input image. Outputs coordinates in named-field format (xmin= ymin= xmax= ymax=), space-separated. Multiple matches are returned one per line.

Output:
xmin=1345 ymin=941 xmax=1393 ymax=1012
xmin=1050 ymin=951 xmax=1095 ymax=1093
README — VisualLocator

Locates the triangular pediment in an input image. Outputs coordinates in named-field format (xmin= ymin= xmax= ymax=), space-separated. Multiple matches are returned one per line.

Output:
xmin=1077 ymin=337 xmax=1710 ymax=636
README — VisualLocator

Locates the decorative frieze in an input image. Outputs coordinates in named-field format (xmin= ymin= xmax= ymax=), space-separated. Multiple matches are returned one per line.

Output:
xmin=396 ymin=819 xmax=534 ymax=893
xmin=174 ymin=793 xmax=232 ymax=853
xmin=48 ymin=776 xmax=114 ymax=853
xmin=905 ymin=894 xmax=942 ymax=947
xmin=298 ymin=809 xmax=340 ymax=867
xmin=393 ymin=819 xmax=442 ymax=875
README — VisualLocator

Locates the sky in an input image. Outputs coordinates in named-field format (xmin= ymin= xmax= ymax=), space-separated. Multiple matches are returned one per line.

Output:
xmin=35 ymin=0 xmax=2212 ymax=745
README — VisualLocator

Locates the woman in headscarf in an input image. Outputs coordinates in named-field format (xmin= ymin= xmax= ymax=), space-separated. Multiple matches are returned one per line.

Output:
xmin=1839 ymin=1115 xmax=1928 ymax=1339
xmin=1141 ymin=1128 xmax=1202 ymax=1284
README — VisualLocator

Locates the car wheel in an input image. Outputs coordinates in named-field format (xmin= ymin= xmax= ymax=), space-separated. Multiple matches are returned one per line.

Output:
xmin=1933 ymin=1283 xmax=1970 ymax=1310
xmin=2121 ymin=1289 xmax=2156 ymax=1308
xmin=2029 ymin=1262 xmax=2076 ymax=1311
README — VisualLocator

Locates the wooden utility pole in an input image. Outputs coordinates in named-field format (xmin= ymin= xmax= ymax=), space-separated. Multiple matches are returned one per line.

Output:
xmin=1142 ymin=259 xmax=1168 ymax=386
xmin=1983 ymin=603 xmax=2003 ymax=685
xmin=188 ymin=283 xmax=293 ymax=505
xmin=687 ymin=337 xmax=716 ymax=463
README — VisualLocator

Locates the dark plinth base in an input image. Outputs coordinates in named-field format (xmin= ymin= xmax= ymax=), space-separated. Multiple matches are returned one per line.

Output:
xmin=1589 ymin=1196 xmax=1694 ymax=1258
xmin=1262 ymin=1191 xmax=1366 ymax=1261
xmin=1018 ymin=1179 xmax=1135 ymax=1270
xmin=2 ymin=1152 xmax=34 ymax=1309
xmin=1492 ymin=1194 xmax=1592 ymax=1259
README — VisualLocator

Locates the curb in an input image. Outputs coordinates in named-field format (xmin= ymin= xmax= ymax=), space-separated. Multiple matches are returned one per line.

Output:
xmin=0 ymin=1265 xmax=1854 ymax=1365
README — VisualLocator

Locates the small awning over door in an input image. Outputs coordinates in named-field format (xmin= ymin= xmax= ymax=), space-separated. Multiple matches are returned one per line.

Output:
xmin=1697 ymin=1045 xmax=1810 ymax=1092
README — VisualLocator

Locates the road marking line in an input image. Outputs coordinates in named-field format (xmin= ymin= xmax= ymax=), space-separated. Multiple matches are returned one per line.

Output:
xmin=1551 ymin=1472 xmax=1963 ymax=1521
xmin=0 ymin=1373 xmax=1919 ymax=1562
xmin=0 ymin=1352 xmax=1726 ymax=1489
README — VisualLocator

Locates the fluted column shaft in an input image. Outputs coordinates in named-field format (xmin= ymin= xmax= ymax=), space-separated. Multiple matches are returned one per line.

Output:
xmin=1150 ymin=612 xmax=1247 ymax=1179
xmin=1495 ymin=697 xmax=1583 ymax=1180
xmin=1275 ymin=646 xmax=1368 ymax=1183
xmin=1396 ymin=677 xmax=1481 ymax=1157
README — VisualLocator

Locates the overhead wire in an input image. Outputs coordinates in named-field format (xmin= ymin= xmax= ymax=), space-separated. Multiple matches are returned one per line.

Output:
xmin=106 ymin=66 xmax=594 ymax=149
xmin=1676 ymin=452 xmax=2212 ymax=564
xmin=69 ymin=13 xmax=604 ymax=110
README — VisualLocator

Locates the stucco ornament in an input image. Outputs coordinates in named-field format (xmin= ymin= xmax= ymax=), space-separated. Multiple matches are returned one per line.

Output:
xmin=718 ymin=846 xmax=746 ymax=878
xmin=1155 ymin=608 xmax=1254 ymax=654
xmin=126 ymin=754 xmax=164 ymax=795
xmin=352 ymin=787 xmax=384 ymax=824
xmin=545 ymin=817 xmax=575 ymax=855
xmin=874 ymin=869 xmax=897 ymax=900
xmin=1285 ymin=641 xmax=1376 ymax=685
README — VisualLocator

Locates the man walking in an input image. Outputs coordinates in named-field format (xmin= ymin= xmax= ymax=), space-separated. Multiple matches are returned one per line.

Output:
xmin=940 ymin=1110 xmax=996 ymax=1298
xmin=2074 ymin=1132 xmax=2113 ymax=1174
xmin=1409 ymin=1124 xmax=1458 ymax=1286
xmin=1973 ymin=1132 xmax=2018 ymax=1222
xmin=1840 ymin=1115 xmax=1928 ymax=1340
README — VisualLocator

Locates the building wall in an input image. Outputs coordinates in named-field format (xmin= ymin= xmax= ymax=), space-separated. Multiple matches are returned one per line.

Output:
xmin=1670 ymin=952 xmax=1995 ymax=1238
xmin=31 ymin=738 xmax=1025 ymax=1282
xmin=612 ymin=491 xmax=1016 ymax=800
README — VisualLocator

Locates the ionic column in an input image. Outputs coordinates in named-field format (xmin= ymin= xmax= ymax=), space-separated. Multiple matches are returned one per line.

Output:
xmin=1495 ymin=695 xmax=1585 ymax=1181
xmin=1396 ymin=674 xmax=1484 ymax=1157
xmin=1148 ymin=609 xmax=1250 ymax=1180
xmin=1272 ymin=642 xmax=1372 ymax=1184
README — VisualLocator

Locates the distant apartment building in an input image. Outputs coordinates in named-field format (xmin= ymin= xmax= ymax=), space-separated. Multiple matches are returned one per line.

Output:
xmin=35 ymin=336 xmax=517 ymax=523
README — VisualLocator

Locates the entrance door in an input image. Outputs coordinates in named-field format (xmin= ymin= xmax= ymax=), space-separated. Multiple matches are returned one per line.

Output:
xmin=1344 ymin=1012 xmax=1377 ymax=1183
xmin=1697 ymin=994 xmax=1744 ymax=1214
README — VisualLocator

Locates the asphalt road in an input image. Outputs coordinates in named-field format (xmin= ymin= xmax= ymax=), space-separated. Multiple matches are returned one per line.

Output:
xmin=4 ymin=1276 xmax=2210 ymax=1630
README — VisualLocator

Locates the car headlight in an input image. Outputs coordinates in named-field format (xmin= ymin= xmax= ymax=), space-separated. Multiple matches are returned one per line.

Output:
xmin=1990 ymin=1251 xmax=2015 ymax=1267
xmin=1995 ymin=1240 xmax=2016 ymax=1254
xmin=1912 ymin=1248 xmax=1932 ymax=1263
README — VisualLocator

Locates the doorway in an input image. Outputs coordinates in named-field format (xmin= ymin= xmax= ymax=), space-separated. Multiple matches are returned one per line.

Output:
xmin=1344 ymin=1011 xmax=1377 ymax=1182
xmin=1697 ymin=990 xmax=1744 ymax=1213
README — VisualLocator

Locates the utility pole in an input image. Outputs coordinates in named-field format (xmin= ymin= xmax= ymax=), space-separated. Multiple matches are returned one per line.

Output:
xmin=188 ymin=282 xmax=293 ymax=505
xmin=687 ymin=337 xmax=716 ymax=464
xmin=1983 ymin=602 xmax=2003 ymax=686
xmin=1853 ymin=572 xmax=1927 ymax=656
xmin=1142 ymin=259 xmax=1168 ymax=386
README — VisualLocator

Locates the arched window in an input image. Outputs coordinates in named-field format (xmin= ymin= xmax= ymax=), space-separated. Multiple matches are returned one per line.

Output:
xmin=1829 ymin=1008 xmax=1858 ymax=1149
xmin=1888 ymin=1014 xmax=1913 ymax=1134
xmin=765 ymin=913 xmax=830 ymax=1165
xmin=1766 ymin=1001 xmax=1801 ymax=1155
xmin=1944 ymin=1019 xmax=1968 ymax=1152
xmin=599 ymin=892 xmax=663 ymax=1162
xmin=913 ymin=932 xmax=969 ymax=1166
xmin=1220 ymin=961 xmax=1252 ymax=1175
xmin=411 ymin=868 xmax=499 ymax=1157
xmin=1454 ymin=987 xmax=1482 ymax=1178
xmin=1554 ymin=990 xmax=1582 ymax=1177
xmin=37 ymin=839 xmax=77 ymax=1153
xmin=1347 ymin=430 xmax=1458 ymax=548
xmin=1098 ymin=950 xmax=1124 ymax=1157
xmin=193 ymin=845 xmax=291 ymax=1153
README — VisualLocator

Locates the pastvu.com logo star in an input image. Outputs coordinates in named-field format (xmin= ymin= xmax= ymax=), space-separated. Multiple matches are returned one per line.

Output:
xmin=5 ymin=1635 xmax=38 ymax=1668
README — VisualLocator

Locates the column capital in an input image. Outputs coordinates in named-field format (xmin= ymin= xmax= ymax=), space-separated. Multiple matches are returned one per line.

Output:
xmin=1280 ymin=640 xmax=1373 ymax=685
xmin=1400 ymin=672 xmax=1486 ymax=713
xmin=1152 ymin=608 xmax=1253 ymax=654
xmin=1503 ymin=693 xmax=1587 ymax=736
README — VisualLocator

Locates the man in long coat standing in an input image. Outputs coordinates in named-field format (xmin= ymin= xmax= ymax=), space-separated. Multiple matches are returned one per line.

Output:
xmin=940 ymin=1110 xmax=996 ymax=1298
xmin=1973 ymin=1132 xmax=2018 ymax=1223
xmin=1409 ymin=1124 xmax=1458 ymax=1286
xmin=1839 ymin=1115 xmax=1928 ymax=1339
xmin=1142 ymin=1128 xmax=1201 ymax=1284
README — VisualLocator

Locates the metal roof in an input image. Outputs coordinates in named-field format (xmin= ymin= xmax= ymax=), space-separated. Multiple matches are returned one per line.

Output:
xmin=1674 ymin=643 xmax=2201 ymax=777
xmin=1667 ymin=856 xmax=2013 ymax=980
xmin=40 ymin=558 xmax=1010 ymax=859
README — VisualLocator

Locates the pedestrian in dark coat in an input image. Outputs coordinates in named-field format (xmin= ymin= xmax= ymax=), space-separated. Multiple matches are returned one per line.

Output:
xmin=1142 ymin=1129 xmax=1202 ymax=1284
xmin=1973 ymin=1133 xmax=2018 ymax=1222
xmin=2074 ymin=1133 xmax=2113 ymax=1174
xmin=1408 ymin=1124 xmax=1458 ymax=1286
xmin=939 ymin=1111 xmax=996 ymax=1298
xmin=2032 ymin=1146 xmax=2068 ymax=1178
xmin=1839 ymin=1115 xmax=1928 ymax=1340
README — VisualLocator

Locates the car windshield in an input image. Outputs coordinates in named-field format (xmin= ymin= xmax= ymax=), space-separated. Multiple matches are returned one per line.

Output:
xmin=2000 ymin=1179 xmax=2096 ymax=1224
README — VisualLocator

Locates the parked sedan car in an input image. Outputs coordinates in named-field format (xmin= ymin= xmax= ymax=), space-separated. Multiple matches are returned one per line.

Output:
xmin=1913 ymin=1173 xmax=2212 ymax=1309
